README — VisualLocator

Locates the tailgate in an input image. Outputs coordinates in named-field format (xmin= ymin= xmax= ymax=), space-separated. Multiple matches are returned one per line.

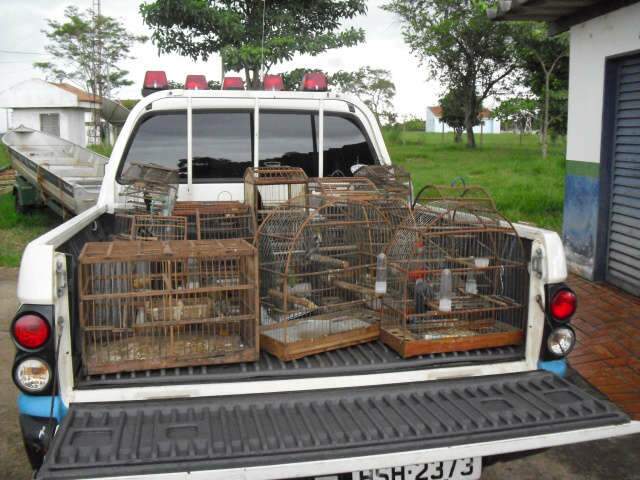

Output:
xmin=38 ymin=371 xmax=633 ymax=480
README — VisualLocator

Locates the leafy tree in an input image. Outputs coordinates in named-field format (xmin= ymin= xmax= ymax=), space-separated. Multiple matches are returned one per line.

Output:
xmin=279 ymin=68 xmax=327 ymax=91
xmin=384 ymin=0 xmax=520 ymax=148
xmin=494 ymin=96 xmax=538 ymax=144
xmin=331 ymin=67 xmax=396 ymax=124
xmin=167 ymin=79 xmax=222 ymax=89
xmin=35 ymin=6 xmax=147 ymax=98
xmin=140 ymin=0 xmax=367 ymax=89
xmin=515 ymin=24 xmax=569 ymax=158
xmin=439 ymin=87 xmax=481 ymax=143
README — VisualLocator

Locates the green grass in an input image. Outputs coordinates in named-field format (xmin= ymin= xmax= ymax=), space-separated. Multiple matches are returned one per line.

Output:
xmin=384 ymin=131 xmax=566 ymax=231
xmin=89 ymin=143 xmax=114 ymax=157
xmin=0 ymin=146 xmax=60 ymax=267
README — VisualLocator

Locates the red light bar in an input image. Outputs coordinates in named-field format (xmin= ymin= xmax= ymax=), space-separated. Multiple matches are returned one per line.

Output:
xmin=222 ymin=76 xmax=245 ymax=90
xmin=263 ymin=74 xmax=284 ymax=91
xmin=302 ymin=72 xmax=328 ymax=92
xmin=142 ymin=70 xmax=168 ymax=97
xmin=185 ymin=74 xmax=208 ymax=90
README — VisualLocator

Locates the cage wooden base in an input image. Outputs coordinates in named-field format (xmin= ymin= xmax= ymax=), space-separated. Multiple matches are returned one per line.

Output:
xmin=260 ymin=308 xmax=380 ymax=361
xmin=380 ymin=320 xmax=524 ymax=358
xmin=84 ymin=334 xmax=257 ymax=375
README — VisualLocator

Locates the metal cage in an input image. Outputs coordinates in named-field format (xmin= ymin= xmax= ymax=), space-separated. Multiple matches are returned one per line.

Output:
xmin=412 ymin=184 xmax=497 ymax=211
xmin=257 ymin=195 xmax=393 ymax=360
xmin=120 ymin=163 xmax=179 ymax=215
xmin=354 ymin=165 xmax=412 ymax=201
xmin=244 ymin=167 xmax=309 ymax=224
xmin=172 ymin=201 xmax=256 ymax=242
xmin=78 ymin=239 xmax=259 ymax=374
xmin=380 ymin=201 xmax=529 ymax=358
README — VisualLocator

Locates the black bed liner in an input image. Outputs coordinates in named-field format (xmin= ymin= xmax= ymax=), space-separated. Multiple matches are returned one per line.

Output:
xmin=77 ymin=341 xmax=524 ymax=388
xmin=38 ymin=370 xmax=629 ymax=480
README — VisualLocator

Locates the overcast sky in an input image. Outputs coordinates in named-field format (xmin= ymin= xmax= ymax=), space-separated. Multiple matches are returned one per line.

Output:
xmin=0 ymin=0 xmax=441 ymax=119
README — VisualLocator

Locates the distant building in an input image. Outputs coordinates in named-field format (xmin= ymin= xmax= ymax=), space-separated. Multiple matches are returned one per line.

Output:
xmin=425 ymin=106 xmax=501 ymax=134
xmin=0 ymin=78 xmax=100 ymax=147
xmin=493 ymin=0 xmax=640 ymax=296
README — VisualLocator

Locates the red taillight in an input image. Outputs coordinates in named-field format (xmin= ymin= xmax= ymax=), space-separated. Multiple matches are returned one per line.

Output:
xmin=263 ymin=74 xmax=284 ymax=91
xmin=550 ymin=289 xmax=577 ymax=321
xmin=143 ymin=70 xmax=168 ymax=90
xmin=12 ymin=314 xmax=50 ymax=350
xmin=185 ymin=74 xmax=208 ymax=90
xmin=222 ymin=76 xmax=244 ymax=90
xmin=302 ymin=72 xmax=328 ymax=92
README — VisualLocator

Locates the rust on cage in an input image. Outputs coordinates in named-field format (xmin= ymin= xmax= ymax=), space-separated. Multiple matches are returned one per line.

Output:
xmin=172 ymin=201 xmax=256 ymax=242
xmin=244 ymin=167 xmax=309 ymax=223
xmin=78 ymin=239 xmax=259 ymax=374
xmin=257 ymin=194 xmax=393 ymax=361
xmin=380 ymin=201 xmax=528 ymax=358
xmin=412 ymin=184 xmax=497 ymax=211
xmin=120 ymin=163 xmax=179 ymax=215
xmin=354 ymin=165 xmax=412 ymax=201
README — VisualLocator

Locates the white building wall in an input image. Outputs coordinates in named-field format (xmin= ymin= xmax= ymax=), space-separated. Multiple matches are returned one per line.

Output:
xmin=10 ymin=108 xmax=87 ymax=146
xmin=566 ymin=2 xmax=640 ymax=164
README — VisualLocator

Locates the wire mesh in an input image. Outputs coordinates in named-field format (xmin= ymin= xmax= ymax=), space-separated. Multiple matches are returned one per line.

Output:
xmin=412 ymin=184 xmax=497 ymax=211
xmin=381 ymin=201 xmax=529 ymax=357
xmin=257 ymin=194 xmax=393 ymax=360
xmin=354 ymin=165 xmax=412 ymax=201
xmin=120 ymin=163 xmax=179 ymax=215
xmin=244 ymin=167 xmax=309 ymax=224
xmin=172 ymin=201 xmax=256 ymax=242
xmin=78 ymin=239 xmax=258 ymax=374
xmin=309 ymin=177 xmax=381 ymax=200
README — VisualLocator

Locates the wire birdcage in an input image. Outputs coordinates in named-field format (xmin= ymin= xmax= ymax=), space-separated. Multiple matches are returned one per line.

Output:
xmin=172 ymin=201 xmax=256 ymax=242
xmin=257 ymin=194 xmax=393 ymax=360
xmin=310 ymin=177 xmax=381 ymax=200
xmin=244 ymin=167 xmax=309 ymax=224
xmin=120 ymin=163 xmax=179 ymax=215
xmin=78 ymin=239 xmax=259 ymax=374
xmin=354 ymin=165 xmax=412 ymax=201
xmin=380 ymin=201 xmax=529 ymax=358
xmin=412 ymin=184 xmax=497 ymax=211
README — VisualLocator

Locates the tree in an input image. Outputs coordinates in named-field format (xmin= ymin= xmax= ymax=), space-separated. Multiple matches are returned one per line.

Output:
xmin=35 ymin=6 xmax=147 ymax=97
xmin=140 ymin=0 xmax=367 ymax=89
xmin=439 ymin=87 xmax=481 ymax=143
xmin=35 ymin=6 xmax=147 ymax=142
xmin=331 ymin=67 xmax=396 ymax=124
xmin=493 ymin=96 xmax=538 ymax=144
xmin=280 ymin=68 xmax=326 ymax=91
xmin=515 ymin=24 xmax=569 ymax=159
xmin=383 ymin=0 xmax=520 ymax=148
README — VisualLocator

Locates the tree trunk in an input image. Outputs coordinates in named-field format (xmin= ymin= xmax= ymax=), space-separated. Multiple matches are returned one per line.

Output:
xmin=454 ymin=128 xmax=462 ymax=143
xmin=464 ymin=93 xmax=476 ymax=148
xmin=542 ymin=72 xmax=550 ymax=160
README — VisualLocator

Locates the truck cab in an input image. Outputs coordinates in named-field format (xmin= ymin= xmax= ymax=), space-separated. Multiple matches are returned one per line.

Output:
xmin=10 ymin=72 xmax=639 ymax=480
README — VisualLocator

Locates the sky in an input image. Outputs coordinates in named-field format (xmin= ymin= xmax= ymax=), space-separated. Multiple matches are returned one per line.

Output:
xmin=0 ymin=0 xmax=442 ymax=121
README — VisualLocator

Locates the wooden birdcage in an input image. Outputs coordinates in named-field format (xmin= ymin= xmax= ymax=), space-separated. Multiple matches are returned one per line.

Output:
xmin=257 ymin=195 xmax=393 ymax=360
xmin=380 ymin=201 xmax=528 ymax=358
xmin=310 ymin=177 xmax=381 ymax=200
xmin=354 ymin=165 xmax=412 ymax=201
xmin=412 ymin=184 xmax=497 ymax=211
xmin=172 ymin=201 xmax=256 ymax=242
xmin=244 ymin=167 xmax=309 ymax=224
xmin=113 ymin=213 xmax=187 ymax=241
xmin=120 ymin=163 xmax=179 ymax=215
xmin=78 ymin=239 xmax=259 ymax=374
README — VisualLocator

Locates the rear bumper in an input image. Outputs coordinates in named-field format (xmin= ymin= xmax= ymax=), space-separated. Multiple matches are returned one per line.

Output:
xmin=36 ymin=371 xmax=638 ymax=480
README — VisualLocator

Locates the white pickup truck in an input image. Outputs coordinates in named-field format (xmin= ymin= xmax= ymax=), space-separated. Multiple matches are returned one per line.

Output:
xmin=10 ymin=72 xmax=640 ymax=480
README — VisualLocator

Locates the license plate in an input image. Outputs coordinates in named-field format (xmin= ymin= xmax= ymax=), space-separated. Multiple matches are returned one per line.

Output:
xmin=352 ymin=457 xmax=481 ymax=480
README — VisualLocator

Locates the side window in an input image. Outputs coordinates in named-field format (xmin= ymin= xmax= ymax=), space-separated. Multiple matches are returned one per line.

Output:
xmin=321 ymin=114 xmax=375 ymax=176
xmin=192 ymin=111 xmax=252 ymax=181
xmin=120 ymin=112 xmax=188 ymax=181
xmin=259 ymin=112 xmax=318 ymax=177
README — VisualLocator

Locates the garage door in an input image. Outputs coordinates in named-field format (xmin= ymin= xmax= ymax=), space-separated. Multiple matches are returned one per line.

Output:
xmin=606 ymin=53 xmax=640 ymax=295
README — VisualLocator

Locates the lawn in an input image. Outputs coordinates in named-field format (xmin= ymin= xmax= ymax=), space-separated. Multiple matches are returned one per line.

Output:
xmin=0 ymin=146 xmax=60 ymax=267
xmin=384 ymin=130 xmax=566 ymax=232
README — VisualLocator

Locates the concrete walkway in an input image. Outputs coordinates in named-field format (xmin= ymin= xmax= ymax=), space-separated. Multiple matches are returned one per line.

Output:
xmin=568 ymin=274 xmax=640 ymax=420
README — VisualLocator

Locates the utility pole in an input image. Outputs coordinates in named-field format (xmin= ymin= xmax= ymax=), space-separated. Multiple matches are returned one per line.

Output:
xmin=90 ymin=0 xmax=102 ymax=145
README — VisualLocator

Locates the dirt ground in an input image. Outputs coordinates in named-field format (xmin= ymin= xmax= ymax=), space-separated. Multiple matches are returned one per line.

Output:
xmin=0 ymin=267 xmax=637 ymax=479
